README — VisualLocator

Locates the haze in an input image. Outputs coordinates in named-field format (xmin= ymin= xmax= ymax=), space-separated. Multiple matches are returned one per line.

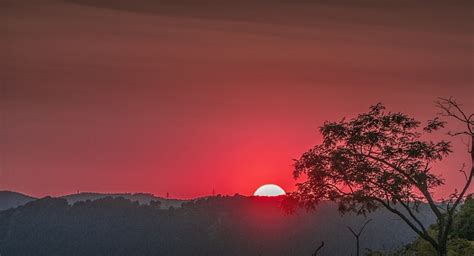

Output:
xmin=1 ymin=0 xmax=472 ymax=198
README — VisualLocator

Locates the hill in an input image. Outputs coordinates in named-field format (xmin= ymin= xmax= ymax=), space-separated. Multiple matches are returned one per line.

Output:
xmin=62 ymin=192 xmax=187 ymax=209
xmin=0 ymin=191 xmax=37 ymax=211
xmin=0 ymin=191 xmax=186 ymax=211
xmin=0 ymin=195 xmax=436 ymax=255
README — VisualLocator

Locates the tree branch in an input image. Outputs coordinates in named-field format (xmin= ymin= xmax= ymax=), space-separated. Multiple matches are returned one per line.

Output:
xmin=399 ymin=200 xmax=430 ymax=237
xmin=371 ymin=197 xmax=439 ymax=250
xmin=358 ymin=219 xmax=372 ymax=235
xmin=347 ymin=226 xmax=358 ymax=237
xmin=312 ymin=241 xmax=325 ymax=256
xmin=437 ymin=97 xmax=473 ymax=134
xmin=363 ymin=153 xmax=444 ymax=220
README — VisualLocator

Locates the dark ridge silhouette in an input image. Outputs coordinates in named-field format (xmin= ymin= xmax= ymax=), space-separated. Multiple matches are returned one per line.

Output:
xmin=61 ymin=192 xmax=187 ymax=209
xmin=0 ymin=195 xmax=436 ymax=256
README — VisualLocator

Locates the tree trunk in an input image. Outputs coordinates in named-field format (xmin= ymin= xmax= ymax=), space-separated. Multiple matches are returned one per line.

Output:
xmin=356 ymin=237 xmax=360 ymax=256
xmin=437 ymin=243 xmax=447 ymax=256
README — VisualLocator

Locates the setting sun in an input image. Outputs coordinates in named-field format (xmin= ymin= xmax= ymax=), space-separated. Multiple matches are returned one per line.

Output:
xmin=253 ymin=184 xmax=286 ymax=197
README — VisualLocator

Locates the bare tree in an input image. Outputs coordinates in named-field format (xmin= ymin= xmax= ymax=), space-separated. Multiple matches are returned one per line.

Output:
xmin=347 ymin=219 xmax=372 ymax=256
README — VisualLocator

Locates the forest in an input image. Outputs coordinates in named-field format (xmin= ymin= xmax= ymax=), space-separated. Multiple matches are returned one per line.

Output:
xmin=0 ymin=194 xmax=471 ymax=256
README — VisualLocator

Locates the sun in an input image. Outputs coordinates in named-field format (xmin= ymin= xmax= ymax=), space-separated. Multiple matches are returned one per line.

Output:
xmin=253 ymin=184 xmax=286 ymax=197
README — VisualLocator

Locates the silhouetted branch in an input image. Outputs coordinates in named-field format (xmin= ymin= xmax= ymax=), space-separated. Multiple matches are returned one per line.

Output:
xmin=347 ymin=226 xmax=357 ymax=237
xmin=458 ymin=163 xmax=468 ymax=181
xmin=436 ymin=97 xmax=473 ymax=134
xmin=312 ymin=241 xmax=324 ymax=256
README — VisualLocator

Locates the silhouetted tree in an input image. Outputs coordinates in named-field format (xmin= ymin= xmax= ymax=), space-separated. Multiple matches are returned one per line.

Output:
xmin=288 ymin=98 xmax=473 ymax=256
xmin=347 ymin=219 xmax=371 ymax=256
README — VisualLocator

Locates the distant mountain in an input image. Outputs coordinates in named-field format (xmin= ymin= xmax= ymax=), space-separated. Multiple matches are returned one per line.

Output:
xmin=0 ymin=195 xmax=437 ymax=255
xmin=0 ymin=191 xmax=37 ymax=211
xmin=62 ymin=192 xmax=187 ymax=209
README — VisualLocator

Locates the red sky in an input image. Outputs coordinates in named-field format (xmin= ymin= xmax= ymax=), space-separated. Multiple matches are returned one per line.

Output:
xmin=1 ymin=0 xmax=473 ymax=198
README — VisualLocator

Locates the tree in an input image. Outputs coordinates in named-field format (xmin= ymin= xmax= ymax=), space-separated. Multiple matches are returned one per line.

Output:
xmin=452 ymin=192 xmax=474 ymax=240
xmin=288 ymin=98 xmax=473 ymax=256
xmin=347 ymin=219 xmax=372 ymax=256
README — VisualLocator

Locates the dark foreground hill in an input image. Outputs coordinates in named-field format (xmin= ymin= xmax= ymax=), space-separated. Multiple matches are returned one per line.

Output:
xmin=0 ymin=195 xmax=436 ymax=256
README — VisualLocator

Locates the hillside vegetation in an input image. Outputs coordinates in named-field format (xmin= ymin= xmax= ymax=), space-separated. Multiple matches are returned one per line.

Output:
xmin=0 ymin=195 xmax=436 ymax=256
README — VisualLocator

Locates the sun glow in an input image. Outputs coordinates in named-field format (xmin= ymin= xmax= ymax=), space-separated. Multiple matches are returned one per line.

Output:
xmin=253 ymin=184 xmax=286 ymax=197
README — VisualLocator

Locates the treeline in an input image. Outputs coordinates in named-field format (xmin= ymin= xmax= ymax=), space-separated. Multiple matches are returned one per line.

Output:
xmin=0 ymin=195 xmax=444 ymax=255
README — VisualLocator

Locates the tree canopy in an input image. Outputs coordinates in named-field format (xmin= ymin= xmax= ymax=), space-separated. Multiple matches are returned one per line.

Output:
xmin=288 ymin=98 xmax=473 ymax=256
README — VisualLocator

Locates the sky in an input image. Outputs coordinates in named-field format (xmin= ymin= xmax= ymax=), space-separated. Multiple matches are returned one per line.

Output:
xmin=1 ymin=0 xmax=473 ymax=198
